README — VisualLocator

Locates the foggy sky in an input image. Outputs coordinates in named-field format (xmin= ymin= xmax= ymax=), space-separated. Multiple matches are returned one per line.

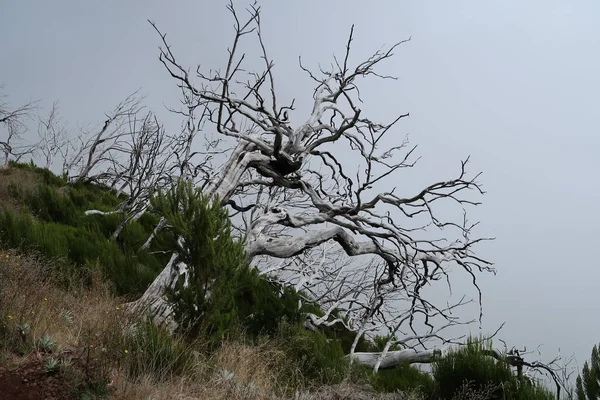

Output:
xmin=2 ymin=0 xmax=599 ymax=380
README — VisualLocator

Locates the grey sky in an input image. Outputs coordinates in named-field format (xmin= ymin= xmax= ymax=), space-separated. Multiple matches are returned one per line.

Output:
xmin=2 ymin=0 xmax=599 ymax=378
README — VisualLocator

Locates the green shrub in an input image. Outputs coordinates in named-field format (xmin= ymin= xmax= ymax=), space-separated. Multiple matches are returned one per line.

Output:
xmin=122 ymin=318 xmax=192 ymax=381
xmin=152 ymin=179 xmax=303 ymax=344
xmin=433 ymin=339 xmax=512 ymax=398
xmin=0 ymin=164 xmax=173 ymax=295
xmin=276 ymin=321 xmax=348 ymax=389
xmin=0 ymin=208 xmax=164 ymax=295
xmin=432 ymin=338 xmax=554 ymax=400
xmin=150 ymin=179 xmax=246 ymax=336
xmin=203 ymin=266 xmax=304 ymax=341
xmin=371 ymin=361 xmax=435 ymax=396
xmin=576 ymin=343 xmax=600 ymax=400
xmin=26 ymin=183 xmax=79 ymax=225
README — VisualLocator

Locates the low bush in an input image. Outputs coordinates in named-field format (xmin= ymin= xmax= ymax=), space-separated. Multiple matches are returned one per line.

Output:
xmin=371 ymin=361 xmax=435 ymax=397
xmin=432 ymin=338 xmax=554 ymax=399
xmin=275 ymin=321 xmax=349 ymax=390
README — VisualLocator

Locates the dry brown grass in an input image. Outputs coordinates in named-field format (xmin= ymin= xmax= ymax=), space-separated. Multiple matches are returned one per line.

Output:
xmin=0 ymin=247 xmax=125 ymax=350
xmin=294 ymin=382 xmax=424 ymax=400
xmin=0 ymin=167 xmax=39 ymax=214
xmin=210 ymin=340 xmax=288 ymax=394
xmin=0 ymin=246 xmax=427 ymax=399
xmin=447 ymin=381 xmax=501 ymax=400
xmin=0 ymin=247 xmax=288 ymax=399
xmin=0 ymin=247 xmax=132 ymax=392
xmin=110 ymin=338 xmax=290 ymax=399
xmin=111 ymin=377 xmax=425 ymax=400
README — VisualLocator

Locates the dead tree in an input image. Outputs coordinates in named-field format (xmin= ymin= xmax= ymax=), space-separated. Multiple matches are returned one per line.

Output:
xmin=134 ymin=91 xmax=228 ymax=252
xmin=35 ymin=101 xmax=69 ymax=171
xmin=85 ymin=111 xmax=172 ymax=240
xmin=64 ymin=92 xmax=143 ymax=183
xmin=125 ymin=0 xmax=495 ymax=363
xmin=0 ymin=87 xmax=38 ymax=167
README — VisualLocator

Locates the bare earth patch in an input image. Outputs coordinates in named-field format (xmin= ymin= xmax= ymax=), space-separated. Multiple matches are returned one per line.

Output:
xmin=0 ymin=354 xmax=77 ymax=400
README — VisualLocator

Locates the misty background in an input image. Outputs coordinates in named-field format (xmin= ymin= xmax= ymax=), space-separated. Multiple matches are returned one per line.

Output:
xmin=2 ymin=0 xmax=599 ymax=378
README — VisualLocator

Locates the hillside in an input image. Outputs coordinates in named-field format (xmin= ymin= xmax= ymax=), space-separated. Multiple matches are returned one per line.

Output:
xmin=0 ymin=163 xmax=422 ymax=399
xmin=0 ymin=163 xmax=555 ymax=400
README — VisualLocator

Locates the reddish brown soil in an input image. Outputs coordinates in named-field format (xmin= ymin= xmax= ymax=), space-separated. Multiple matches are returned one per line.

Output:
xmin=0 ymin=356 xmax=77 ymax=400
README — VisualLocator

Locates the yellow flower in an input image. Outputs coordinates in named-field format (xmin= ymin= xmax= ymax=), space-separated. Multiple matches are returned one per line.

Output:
xmin=44 ymin=298 xmax=48 ymax=301
xmin=124 ymin=349 xmax=129 ymax=354
xmin=115 ymin=307 xmax=120 ymax=311
xmin=8 ymin=315 xmax=13 ymax=319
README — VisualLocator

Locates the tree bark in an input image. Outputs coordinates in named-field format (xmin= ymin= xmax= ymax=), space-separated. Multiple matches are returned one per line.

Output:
xmin=349 ymin=348 xmax=446 ymax=369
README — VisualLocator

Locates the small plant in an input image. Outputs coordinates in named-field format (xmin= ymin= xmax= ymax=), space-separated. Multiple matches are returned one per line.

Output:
xmin=246 ymin=380 xmax=260 ymax=393
xmin=37 ymin=332 xmax=56 ymax=353
xmin=44 ymin=357 xmax=60 ymax=374
xmin=18 ymin=322 xmax=31 ymax=338
xmin=217 ymin=368 xmax=236 ymax=383
xmin=60 ymin=357 xmax=73 ymax=373
xmin=59 ymin=308 xmax=74 ymax=326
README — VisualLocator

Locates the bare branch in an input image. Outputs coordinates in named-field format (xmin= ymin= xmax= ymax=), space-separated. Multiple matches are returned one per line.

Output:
xmin=35 ymin=101 xmax=70 ymax=171
xmin=66 ymin=91 xmax=144 ymax=183
xmin=128 ymin=4 xmax=495 ymax=362
xmin=0 ymin=87 xmax=39 ymax=166
xmin=84 ymin=109 xmax=175 ymax=241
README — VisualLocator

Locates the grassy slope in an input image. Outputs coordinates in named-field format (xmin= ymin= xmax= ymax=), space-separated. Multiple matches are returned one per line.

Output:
xmin=0 ymin=163 xmax=428 ymax=399
xmin=3 ymin=246 xmax=412 ymax=399
xmin=0 ymin=163 xmax=555 ymax=399
xmin=0 ymin=163 xmax=169 ymax=296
